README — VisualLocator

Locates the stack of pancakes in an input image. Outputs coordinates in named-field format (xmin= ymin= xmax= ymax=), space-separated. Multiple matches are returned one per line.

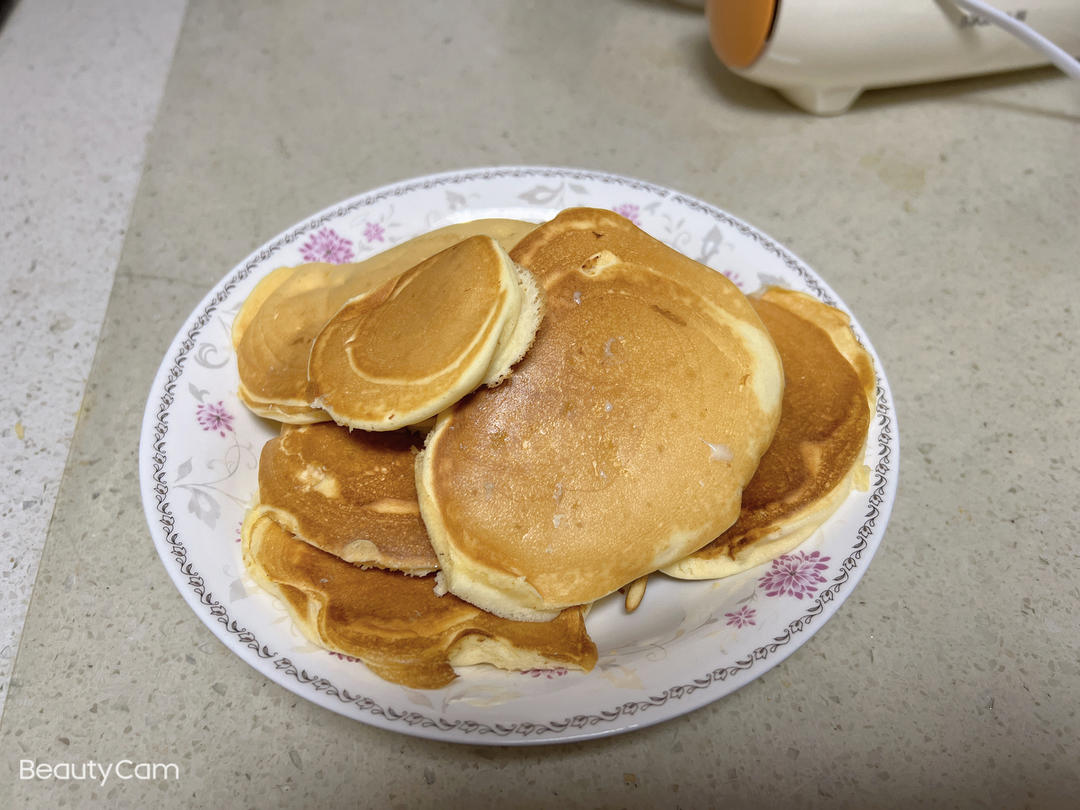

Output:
xmin=235 ymin=207 xmax=874 ymax=688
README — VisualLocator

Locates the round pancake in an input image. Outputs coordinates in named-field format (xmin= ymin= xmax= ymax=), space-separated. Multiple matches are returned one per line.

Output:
xmin=309 ymin=236 xmax=542 ymax=431
xmin=256 ymin=422 xmax=437 ymax=574
xmin=663 ymin=286 xmax=876 ymax=580
xmin=234 ymin=219 xmax=536 ymax=422
xmin=241 ymin=508 xmax=597 ymax=689
xmin=416 ymin=209 xmax=784 ymax=621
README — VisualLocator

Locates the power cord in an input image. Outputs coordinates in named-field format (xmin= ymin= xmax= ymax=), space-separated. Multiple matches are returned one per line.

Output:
xmin=949 ymin=0 xmax=1080 ymax=78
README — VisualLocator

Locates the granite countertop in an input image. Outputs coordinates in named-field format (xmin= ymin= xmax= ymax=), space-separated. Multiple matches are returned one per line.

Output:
xmin=0 ymin=0 xmax=187 ymax=718
xmin=2 ymin=1 xmax=1078 ymax=807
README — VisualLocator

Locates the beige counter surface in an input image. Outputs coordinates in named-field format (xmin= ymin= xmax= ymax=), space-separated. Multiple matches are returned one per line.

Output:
xmin=2 ymin=1 xmax=1079 ymax=807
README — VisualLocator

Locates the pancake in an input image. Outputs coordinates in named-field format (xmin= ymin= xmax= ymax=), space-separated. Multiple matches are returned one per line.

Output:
xmin=241 ymin=508 xmax=597 ymax=689
xmin=663 ymin=286 xmax=876 ymax=580
xmin=234 ymin=219 xmax=536 ymax=423
xmin=238 ymin=385 xmax=330 ymax=424
xmin=256 ymin=422 xmax=438 ymax=574
xmin=309 ymin=235 xmax=544 ymax=431
xmin=415 ymin=208 xmax=784 ymax=621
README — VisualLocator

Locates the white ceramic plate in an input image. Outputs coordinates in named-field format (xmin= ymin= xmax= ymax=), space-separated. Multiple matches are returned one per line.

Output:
xmin=139 ymin=166 xmax=898 ymax=745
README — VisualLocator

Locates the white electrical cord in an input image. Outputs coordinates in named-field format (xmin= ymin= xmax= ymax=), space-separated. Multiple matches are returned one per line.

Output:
xmin=950 ymin=0 xmax=1080 ymax=78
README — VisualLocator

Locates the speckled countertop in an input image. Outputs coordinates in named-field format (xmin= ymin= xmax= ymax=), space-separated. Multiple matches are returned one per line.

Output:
xmin=2 ymin=1 xmax=1079 ymax=807
xmin=0 ymin=0 xmax=187 ymax=718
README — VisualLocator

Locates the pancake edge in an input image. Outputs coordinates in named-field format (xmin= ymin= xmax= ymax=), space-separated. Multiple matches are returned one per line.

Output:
xmin=660 ymin=451 xmax=867 ymax=580
xmin=238 ymin=383 xmax=330 ymax=424
xmin=414 ymin=418 xmax=562 ymax=623
xmin=480 ymin=260 xmax=545 ymax=387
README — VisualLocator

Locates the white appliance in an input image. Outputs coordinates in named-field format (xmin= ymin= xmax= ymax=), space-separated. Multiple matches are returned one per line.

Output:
xmin=706 ymin=0 xmax=1080 ymax=114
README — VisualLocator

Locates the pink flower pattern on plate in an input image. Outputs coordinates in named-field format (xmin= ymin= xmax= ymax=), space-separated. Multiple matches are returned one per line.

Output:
xmin=363 ymin=221 xmax=385 ymax=243
xmin=724 ymin=605 xmax=757 ymax=628
xmin=758 ymin=550 xmax=832 ymax=599
xmin=300 ymin=227 xmax=355 ymax=263
xmin=722 ymin=269 xmax=745 ymax=290
xmin=329 ymin=652 xmax=363 ymax=664
xmin=611 ymin=203 xmax=641 ymax=226
xmin=522 ymin=667 xmax=568 ymax=679
xmin=196 ymin=401 xmax=233 ymax=437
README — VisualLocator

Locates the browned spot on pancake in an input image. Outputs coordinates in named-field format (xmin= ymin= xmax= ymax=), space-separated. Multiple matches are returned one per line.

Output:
xmin=651 ymin=304 xmax=687 ymax=327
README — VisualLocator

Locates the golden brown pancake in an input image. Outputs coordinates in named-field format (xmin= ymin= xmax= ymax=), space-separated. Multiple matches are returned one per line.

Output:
xmin=234 ymin=219 xmax=536 ymax=423
xmin=663 ymin=286 xmax=876 ymax=579
xmin=256 ymin=422 xmax=437 ymax=574
xmin=416 ymin=208 xmax=784 ymax=621
xmin=241 ymin=508 xmax=597 ymax=689
xmin=309 ymin=235 xmax=543 ymax=431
